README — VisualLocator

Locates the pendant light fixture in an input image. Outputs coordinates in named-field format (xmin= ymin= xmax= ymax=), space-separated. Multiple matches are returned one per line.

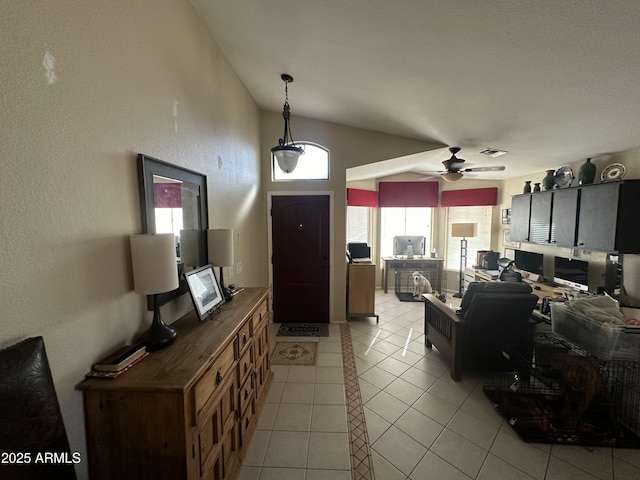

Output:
xmin=271 ymin=73 xmax=304 ymax=173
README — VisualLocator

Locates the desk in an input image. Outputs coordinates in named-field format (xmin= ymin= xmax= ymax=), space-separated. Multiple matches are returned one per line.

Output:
xmin=381 ymin=257 xmax=444 ymax=293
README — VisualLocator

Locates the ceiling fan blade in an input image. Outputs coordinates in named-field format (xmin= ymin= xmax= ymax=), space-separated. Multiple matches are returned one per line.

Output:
xmin=462 ymin=166 xmax=505 ymax=172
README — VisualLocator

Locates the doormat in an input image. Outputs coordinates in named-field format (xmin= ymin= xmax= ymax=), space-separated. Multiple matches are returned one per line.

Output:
xmin=276 ymin=323 xmax=329 ymax=337
xmin=271 ymin=342 xmax=318 ymax=366
xmin=395 ymin=292 xmax=423 ymax=302
xmin=484 ymin=389 xmax=640 ymax=448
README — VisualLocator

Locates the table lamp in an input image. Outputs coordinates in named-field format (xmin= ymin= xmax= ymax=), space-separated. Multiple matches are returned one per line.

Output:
xmin=451 ymin=223 xmax=477 ymax=298
xmin=130 ymin=233 xmax=179 ymax=351
xmin=208 ymin=229 xmax=234 ymax=301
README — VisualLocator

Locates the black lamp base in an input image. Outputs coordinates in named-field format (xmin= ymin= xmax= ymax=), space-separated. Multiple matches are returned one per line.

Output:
xmin=218 ymin=266 xmax=233 ymax=302
xmin=142 ymin=295 xmax=177 ymax=351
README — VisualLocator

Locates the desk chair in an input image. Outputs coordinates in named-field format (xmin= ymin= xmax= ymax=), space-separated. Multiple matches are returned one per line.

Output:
xmin=424 ymin=282 xmax=538 ymax=381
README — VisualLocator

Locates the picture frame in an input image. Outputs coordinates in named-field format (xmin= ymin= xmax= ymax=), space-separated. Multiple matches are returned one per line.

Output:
xmin=185 ymin=264 xmax=225 ymax=321
xmin=502 ymin=229 xmax=520 ymax=248
xmin=501 ymin=208 xmax=511 ymax=225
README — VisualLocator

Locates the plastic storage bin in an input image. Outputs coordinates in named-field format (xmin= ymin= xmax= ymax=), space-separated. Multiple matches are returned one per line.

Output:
xmin=551 ymin=302 xmax=640 ymax=361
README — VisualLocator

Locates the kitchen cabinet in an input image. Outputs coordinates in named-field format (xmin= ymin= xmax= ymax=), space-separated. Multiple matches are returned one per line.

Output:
xmin=511 ymin=180 xmax=640 ymax=253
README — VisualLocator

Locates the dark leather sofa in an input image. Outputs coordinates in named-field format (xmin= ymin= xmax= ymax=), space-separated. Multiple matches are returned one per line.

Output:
xmin=424 ymin=282 xmax=539 ymax=381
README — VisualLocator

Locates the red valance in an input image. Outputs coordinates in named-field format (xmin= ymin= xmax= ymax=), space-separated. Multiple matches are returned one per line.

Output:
xmin=154 ymin=183 xmax=182 ymax=208
xmin=440 ymin=187 xmax=498 ymax=207
xmin=347 ymin=188 xmax=378 ymax=207
xmin=378 ymin=182 xmax=439 ymax=207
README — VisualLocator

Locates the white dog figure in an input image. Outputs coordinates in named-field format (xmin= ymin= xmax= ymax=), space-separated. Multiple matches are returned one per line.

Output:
xmin=412 ymin=271 xmax=432 ymax=298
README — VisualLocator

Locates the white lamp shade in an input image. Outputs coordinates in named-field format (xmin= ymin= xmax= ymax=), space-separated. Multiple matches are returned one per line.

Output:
xmin=130 ymin=233 xmax=179 ymax=295
xmin=451 ymin=223 xmax=477 ymax=238
xmin=208 ymin=229 xmax=234 ymax=267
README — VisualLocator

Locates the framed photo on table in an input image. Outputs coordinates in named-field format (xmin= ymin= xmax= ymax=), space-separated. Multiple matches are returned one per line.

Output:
xmin=502 ymin=229 xmax=520 ymax=249
xmin=185 ymin=264 xmax=225 ymax=320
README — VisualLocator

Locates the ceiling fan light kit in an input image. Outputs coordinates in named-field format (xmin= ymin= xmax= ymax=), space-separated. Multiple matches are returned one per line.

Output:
xmin=429 ymin=147 xmax=506 ymax=182
xmin=271 ymin=73 xmax=304 ymax=173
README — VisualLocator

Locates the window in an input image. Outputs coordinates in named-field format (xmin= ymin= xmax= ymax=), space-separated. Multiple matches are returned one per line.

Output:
xmin=272 ymin=142 xmax=329 ymax=181
xmin=380 ymin=207 xmax=432 ymax=257
xmin=347 ymin=206 xmax=371 ymax=244
xmin=445 ymin=206 xmax=492 ymax=270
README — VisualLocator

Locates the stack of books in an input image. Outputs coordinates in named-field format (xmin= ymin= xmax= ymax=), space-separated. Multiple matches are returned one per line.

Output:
xmin=85 ymin=343 xmax=148 ymax=379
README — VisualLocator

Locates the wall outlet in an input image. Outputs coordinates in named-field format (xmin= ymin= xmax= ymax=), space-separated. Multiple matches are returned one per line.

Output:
xmin=236 ymin=262 xmax=242 ymax=274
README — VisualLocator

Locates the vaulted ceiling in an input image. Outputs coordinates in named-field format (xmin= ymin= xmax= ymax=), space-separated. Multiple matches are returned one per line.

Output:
xmin=192 ymin=0 xmax=640 ymax=181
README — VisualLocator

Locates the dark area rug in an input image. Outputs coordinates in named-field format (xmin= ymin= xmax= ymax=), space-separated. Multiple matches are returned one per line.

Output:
xmin=395 ymin=292 xmax=423 ymax=302
xmin=276 ymin=323 xmax=329 ymax=337
xmin=484 ymin=389 xmax=640 ymax=448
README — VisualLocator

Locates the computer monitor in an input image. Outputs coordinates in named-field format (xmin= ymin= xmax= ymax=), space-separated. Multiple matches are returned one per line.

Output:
xmin=554 ymin=256 xmax=589 ymax=292
xmin=514 ymin=250 xmax=544 ymax=276
xmin=393 ymin=236 xmax=425 ymax=257
xmin=347 ymin=242 xmax=370 ymax=259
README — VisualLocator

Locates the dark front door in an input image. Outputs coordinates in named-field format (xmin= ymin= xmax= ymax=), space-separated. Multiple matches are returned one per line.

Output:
xmin=271 ymin=195 xmax=330 ymax=323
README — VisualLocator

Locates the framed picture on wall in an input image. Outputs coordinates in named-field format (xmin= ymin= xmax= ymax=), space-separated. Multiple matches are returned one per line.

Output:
xmin=501 ymin=208 xmax=511 ymax=224
xmin=502 ymin=229 xmax=520 ymax=248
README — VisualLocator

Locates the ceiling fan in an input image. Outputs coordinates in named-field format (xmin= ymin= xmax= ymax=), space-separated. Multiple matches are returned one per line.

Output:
xmin=431 ymin=147 xmax=506 ymax=182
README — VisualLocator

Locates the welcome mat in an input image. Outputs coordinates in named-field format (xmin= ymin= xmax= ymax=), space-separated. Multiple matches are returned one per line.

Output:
xmin=276 ymin=323 xmax=329 ymax=337
xmin=271 ymin=342 xmax=318 ymax=366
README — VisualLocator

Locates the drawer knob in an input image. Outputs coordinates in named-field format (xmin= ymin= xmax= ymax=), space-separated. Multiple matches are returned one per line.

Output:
xmin=243 ymin=333 xmax=247 ymax=343
xmin=215 ymin=371 xmax=222 ymax=384
xmin=244 ymin=389 xmax=249 ymax=399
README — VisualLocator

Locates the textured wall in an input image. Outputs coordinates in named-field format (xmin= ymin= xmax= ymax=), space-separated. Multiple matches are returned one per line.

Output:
xmin=0 ymin=2 xmax=264 ymax=478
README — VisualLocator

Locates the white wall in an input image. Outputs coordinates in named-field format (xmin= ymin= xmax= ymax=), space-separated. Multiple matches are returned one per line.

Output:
xmin=1 ymin=2 xmax=266 ymax=478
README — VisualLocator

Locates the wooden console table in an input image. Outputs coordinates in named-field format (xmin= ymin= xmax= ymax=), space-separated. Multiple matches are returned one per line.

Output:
xmin=381 ymin=256 xmax=444 ymax=293
xmin=78 ymin=287 xmax=272 ymax=480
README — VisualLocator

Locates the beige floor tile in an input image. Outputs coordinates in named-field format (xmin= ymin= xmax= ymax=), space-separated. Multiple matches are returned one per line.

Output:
xmin=312 ymin=382 xmax=345 ymax=404
xmin=314 ymin=366 xmax=344 ymax=384
xmin=304 ymin=469 xmax=351 ymax=480
xmin=409 ymin=451 xmax=473 ymax=480
xmin=307 ymin=432 xmax=351 ymax=470
xmin=372 ymin=425 xmax=428 ymax=476
xmin=310 ymin=404 xmax=348 ymax=432
xmin=365 ymin=390 xmax=409 ymax=423
xmin=286 ymin=365 xmax=317 ymax=383
xmin=263 ymin=431 xmax=309 ymax=468
xmin=280 ymin=382 xmax=315 ymax=404
xmin=258 ymin=467 xmax=306 ymax=480
xmin=273 ymin=403 xmax=312 ymax=431
xmin=430 ymin=428 xmax=489 ymax=478
xmin=394 ymin=407 xmax=445 ymax=449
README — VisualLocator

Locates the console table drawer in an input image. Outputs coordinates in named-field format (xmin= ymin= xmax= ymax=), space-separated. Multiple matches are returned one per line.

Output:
xmin=193 ymin=340 xmax=235 ymax=424
xmin=238 ymin=321 xmax=252 ymax=355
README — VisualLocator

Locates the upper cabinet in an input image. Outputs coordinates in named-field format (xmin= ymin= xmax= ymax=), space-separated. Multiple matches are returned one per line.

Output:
xmin=510 ymin=180 xmax=640 ymax=253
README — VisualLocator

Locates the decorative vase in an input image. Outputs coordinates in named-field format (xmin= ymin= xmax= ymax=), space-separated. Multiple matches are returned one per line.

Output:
xmin=579 ymin=158 xmax=596 ymax=185
xmin=523 ymin=181 xmax=532 ymax=193
xmin=533 ymin=183 xmax=541 ymax=192
xmin=542 ymin=169 xmax=555 ymax=190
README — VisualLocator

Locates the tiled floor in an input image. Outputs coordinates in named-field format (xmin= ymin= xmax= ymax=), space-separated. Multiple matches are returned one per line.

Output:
xmin=240 ymin=290 xmax=640 ymax=480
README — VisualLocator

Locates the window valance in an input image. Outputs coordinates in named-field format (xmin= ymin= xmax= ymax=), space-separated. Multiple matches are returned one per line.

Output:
xmin=346 ymin=188 xmax=378 ymax=207
xmin=441 ymin=187 xmax=498 ymax=207
xmin=378 ymin=182 xmax=439 ymax=207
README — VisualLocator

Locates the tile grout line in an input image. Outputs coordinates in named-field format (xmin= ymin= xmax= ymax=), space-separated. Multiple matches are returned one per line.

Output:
xmin=341 ymin=323 xmax=376 ymax=480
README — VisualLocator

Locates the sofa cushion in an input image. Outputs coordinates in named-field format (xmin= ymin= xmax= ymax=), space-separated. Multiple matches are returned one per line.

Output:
xmin=459 ymin=281 xmax=533 ymax=314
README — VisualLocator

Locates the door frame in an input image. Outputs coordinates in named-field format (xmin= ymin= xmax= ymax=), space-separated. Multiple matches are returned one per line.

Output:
xmin=267 ymin=191 xmax=335 ymax=322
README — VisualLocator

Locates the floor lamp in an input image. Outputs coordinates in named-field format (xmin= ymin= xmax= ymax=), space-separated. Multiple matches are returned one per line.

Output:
xmin=451 ymin=223 xmax=477 ymax=298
